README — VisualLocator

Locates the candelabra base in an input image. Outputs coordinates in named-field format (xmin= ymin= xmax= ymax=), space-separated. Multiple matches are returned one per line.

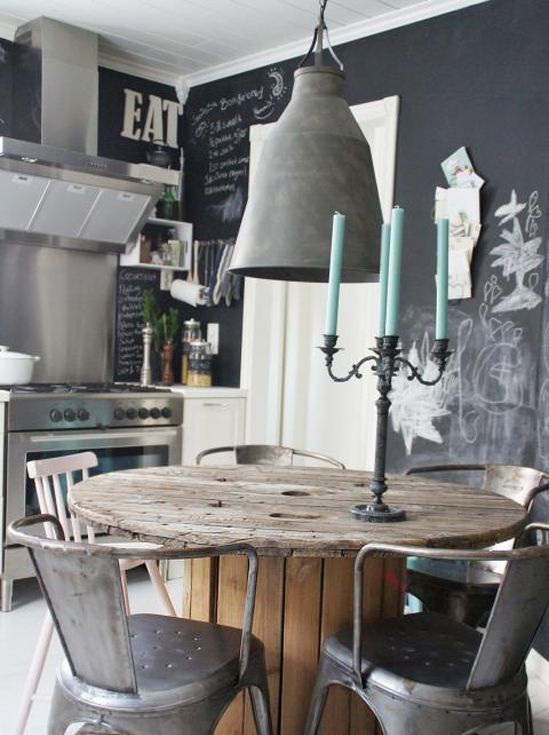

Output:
xmin=350 ymin=503 xmax=407 ymax=523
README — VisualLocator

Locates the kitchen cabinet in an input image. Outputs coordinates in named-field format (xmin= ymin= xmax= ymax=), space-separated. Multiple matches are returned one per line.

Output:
xmin=177 ymin=388 xmax=246 ymax=465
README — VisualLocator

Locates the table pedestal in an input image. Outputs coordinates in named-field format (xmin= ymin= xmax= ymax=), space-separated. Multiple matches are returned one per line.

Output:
xmin=182 ymin=555 xmax=406 ymax=735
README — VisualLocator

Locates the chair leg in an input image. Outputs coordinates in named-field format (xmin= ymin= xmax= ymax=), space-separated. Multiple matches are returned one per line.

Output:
xmin=304 ymin=654 xmax=340 ymax=735
xmin=144 ymin=561 xmax=177 ymax=616
xmin=16 ymin=612 xmax=55 ymax=735
xmin=248 ymin=685 xmax=273 ymax=735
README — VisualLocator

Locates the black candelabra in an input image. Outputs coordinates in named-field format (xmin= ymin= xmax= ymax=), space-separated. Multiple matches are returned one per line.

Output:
xmin=320 ymin=334 xmax=452 ymax=522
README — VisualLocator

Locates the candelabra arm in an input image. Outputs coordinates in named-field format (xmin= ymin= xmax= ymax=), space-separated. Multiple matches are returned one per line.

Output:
xmin=394 ymin=338 xmax=452 ymax=386
xmin=319 ymin=334 xmax=378 ymax=383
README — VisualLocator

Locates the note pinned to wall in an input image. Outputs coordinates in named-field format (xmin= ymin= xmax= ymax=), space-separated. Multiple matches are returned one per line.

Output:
xmin=436 ymin=147 xmax=483 ymax=300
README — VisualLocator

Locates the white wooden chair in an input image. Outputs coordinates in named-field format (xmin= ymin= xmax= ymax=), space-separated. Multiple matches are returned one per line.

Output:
xmin=16 ymin=451 xmax=177 ymax=735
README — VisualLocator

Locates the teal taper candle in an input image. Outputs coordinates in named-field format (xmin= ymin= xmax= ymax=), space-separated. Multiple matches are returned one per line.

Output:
xmin=325 ymin=212 xmax=346 ymax=335
xmin=377 ymin=223 xmax=391 ymax=337
xmin=435 ymin=218 xmax=449 ymax=339
xmin=384 ymin=207 xmax=405 ymax=336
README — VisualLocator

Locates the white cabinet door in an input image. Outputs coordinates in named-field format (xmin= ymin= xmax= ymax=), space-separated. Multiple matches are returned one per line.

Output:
xmin=182 ymin=397 xmax=246 ymax=465
xmin=241 ymin=97 xmax=399 ymax=470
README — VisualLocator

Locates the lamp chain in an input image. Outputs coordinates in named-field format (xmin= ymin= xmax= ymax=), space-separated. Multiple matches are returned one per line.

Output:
xmin=299 ymin=0 xmax=344 ymax=71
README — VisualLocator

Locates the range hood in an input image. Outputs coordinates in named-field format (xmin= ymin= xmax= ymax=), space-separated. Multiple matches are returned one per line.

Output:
xmin=0 ymin=18 xmax=169 ymax=255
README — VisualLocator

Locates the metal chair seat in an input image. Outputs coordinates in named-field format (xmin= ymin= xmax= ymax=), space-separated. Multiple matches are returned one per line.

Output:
xmin=58 ymin=614 xmax=263 ymax=706
xmin=407 ymin=558 xmax=502 ymax=588
xmin=305 ymin=531 xmax=549 ymax=735
xmin=322 ymin=612 xmax=527 ymax=709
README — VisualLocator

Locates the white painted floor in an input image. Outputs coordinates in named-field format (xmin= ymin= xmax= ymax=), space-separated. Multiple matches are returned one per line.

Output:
xmin=1 ymin=572 xmax=548 ymax=734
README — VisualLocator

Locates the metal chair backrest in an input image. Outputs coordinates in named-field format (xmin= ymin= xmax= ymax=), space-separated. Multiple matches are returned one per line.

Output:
xmin=27 ymin=451 xmax=99 ymax=543
xmin=483 ymin=464 xmax=547 ymax=508
xmin=12 ymin=515 xmax=137 ymax=693
xmin=405 ymin=462 xmax=548 ymax=510
xmin=9 ymin=514 xmax=259 ymax=693
xmin=467 ymin=547 xmax=549 ymax=689
xmin=196 ymin=444 xmax=345 ymax=469
xmin=353 ymin=529 xmax=549 ymax=692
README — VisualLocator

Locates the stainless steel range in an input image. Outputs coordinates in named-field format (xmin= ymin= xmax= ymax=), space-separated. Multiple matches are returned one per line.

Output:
xmin=1 ymin=383 xmax=183 ymax=611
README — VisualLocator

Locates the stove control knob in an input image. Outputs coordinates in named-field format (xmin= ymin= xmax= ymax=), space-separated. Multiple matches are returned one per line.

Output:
xmin=77 ymin=408 xmax=90 ymax=421
xmin=50 ymin=409 xmax=62 ymax=423
xmin=64 ymin=408 xmax=76 ymax=422
xmin=126 ymin=408 xmax=138 ymax=420
xmin=138 ymin=408 xmax=150 ymax=419
xmin=114 ymin=407 xmax=125 ymax=421
xmin=161 ymin=407 xmax=172 ymax=419
xmin=150 ymin=407 xmax=161 ymax=419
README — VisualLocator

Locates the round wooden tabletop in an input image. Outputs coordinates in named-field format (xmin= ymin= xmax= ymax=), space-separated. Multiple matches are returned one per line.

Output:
xmin=69 ymin=464 xmax=526 ymax=556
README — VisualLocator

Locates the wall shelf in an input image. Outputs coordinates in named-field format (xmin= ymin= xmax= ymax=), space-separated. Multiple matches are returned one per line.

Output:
xmin=120 ymin=217 xmax=193 ymax=289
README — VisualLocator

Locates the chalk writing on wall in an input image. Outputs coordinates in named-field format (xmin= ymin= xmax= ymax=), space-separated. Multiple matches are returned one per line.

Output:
xmin=188 ymin=66 xmax=289 ymax=227
xmin=115 ymin=268 xmax=158 ymax=381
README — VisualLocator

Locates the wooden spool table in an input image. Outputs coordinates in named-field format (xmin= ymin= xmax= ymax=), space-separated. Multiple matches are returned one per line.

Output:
xmin=70 ymin=464 xmax=525 ymax=735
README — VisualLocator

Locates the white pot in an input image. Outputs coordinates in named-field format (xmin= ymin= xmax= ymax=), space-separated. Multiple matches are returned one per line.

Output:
xmin=0 ymin=346 xmax=40 ymax=384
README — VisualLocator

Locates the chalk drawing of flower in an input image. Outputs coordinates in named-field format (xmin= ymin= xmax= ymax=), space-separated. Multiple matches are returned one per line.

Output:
xmin=490 ymin=215 xmax=543 ymax=313
xmin=390 ymin=342 xmax=450 ymax=455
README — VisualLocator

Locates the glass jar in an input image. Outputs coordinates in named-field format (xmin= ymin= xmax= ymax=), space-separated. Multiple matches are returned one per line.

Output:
xmin=181 ymin=319 xmax=201 ymax=385
xmin=187 ymin=340 xmax=213 ymax=387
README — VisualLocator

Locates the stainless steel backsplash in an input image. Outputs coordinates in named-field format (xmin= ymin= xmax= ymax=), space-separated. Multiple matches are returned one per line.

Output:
xmin=0 ymin=242 xmax=116 ymax=382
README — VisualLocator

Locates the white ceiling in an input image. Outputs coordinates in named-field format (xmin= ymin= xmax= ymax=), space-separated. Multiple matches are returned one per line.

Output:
xmin=0 ymin=0 xmax=489 ymax=86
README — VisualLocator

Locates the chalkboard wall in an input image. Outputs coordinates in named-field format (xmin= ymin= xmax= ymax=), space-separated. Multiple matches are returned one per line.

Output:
xmin=181 ymin=0 xmax=549 ymax=470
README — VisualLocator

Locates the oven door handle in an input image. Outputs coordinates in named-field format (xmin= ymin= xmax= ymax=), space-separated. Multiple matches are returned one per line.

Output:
xmin=25 ymin=428 xmax=180 ymax=443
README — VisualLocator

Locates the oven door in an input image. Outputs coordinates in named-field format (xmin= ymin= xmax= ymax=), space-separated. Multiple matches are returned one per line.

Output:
xmin=3 ymin=425 xmax=181 ymax=581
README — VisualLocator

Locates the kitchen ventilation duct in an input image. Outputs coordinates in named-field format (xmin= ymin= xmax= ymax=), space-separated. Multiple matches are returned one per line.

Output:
xmin=0 ymin=17 xmax=168 ymax=255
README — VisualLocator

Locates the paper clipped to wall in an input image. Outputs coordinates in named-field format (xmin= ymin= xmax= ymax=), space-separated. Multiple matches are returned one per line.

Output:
xmin=435 ymin=147 xmax=484 ymax=300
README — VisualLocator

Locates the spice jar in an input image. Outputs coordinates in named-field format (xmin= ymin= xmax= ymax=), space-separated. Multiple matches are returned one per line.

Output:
xmin=187 ymin=340 xmax=213 ymax=387
xmin=181 ymin=319 xmax=201 ymax=385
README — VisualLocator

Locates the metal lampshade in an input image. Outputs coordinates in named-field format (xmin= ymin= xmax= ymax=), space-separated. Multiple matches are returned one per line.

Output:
xmin=230 ymin=65 xmax=383 ymax=282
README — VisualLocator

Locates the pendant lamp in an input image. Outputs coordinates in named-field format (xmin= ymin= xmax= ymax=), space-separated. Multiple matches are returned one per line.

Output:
xmin=229 ymin=0 xmax=382 ymax=283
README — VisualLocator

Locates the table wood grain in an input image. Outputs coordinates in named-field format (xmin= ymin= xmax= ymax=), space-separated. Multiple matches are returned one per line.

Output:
xmin=70 ymin=464 xmax=526 ymax=556
xmin=70 ymin=465 xmax=526 ymax=735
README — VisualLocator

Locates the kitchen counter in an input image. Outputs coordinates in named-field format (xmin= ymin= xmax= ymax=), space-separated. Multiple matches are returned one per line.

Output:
xmin=170 ymin=385 xmax=247 ymax=398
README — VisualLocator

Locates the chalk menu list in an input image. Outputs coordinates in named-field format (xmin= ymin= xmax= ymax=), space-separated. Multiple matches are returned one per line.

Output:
xmin=115 ymin=267 xmax=158 ymax=382
xmin=185 ymin=64 xmax=291 ymax=239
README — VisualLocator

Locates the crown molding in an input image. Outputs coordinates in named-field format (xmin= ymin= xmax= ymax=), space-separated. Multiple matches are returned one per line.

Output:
xmin=98 ymin=52 xmax=182 ymax=87
xmin=184 ymin=0 xmax=490 ymax=87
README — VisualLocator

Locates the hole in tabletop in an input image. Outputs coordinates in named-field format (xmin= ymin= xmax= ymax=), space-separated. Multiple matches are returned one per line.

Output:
xmin=281 ymin=490 xmax=310 ymax=497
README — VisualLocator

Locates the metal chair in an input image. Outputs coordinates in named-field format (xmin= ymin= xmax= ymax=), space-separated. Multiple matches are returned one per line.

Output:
xmin=16 ymin=451 xmax=177 ymax=735
xmin=9 ymin=514 xmax=272 ymax=735
xmin=305 ymin=524 xmax=549 ymax=735
xmin=196 ymin=443 xmax=345 ymax=468
xmin=404 ymin=463 xmax=549 ymax=625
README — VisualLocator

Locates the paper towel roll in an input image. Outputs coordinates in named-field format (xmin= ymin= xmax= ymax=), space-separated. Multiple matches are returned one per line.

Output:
xmin=170 ymin=279 xmax=209 ymax=307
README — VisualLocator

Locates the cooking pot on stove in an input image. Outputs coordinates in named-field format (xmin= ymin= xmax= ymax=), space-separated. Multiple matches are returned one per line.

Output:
xmin=0 ymin=346 xmax=40 ymax=384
